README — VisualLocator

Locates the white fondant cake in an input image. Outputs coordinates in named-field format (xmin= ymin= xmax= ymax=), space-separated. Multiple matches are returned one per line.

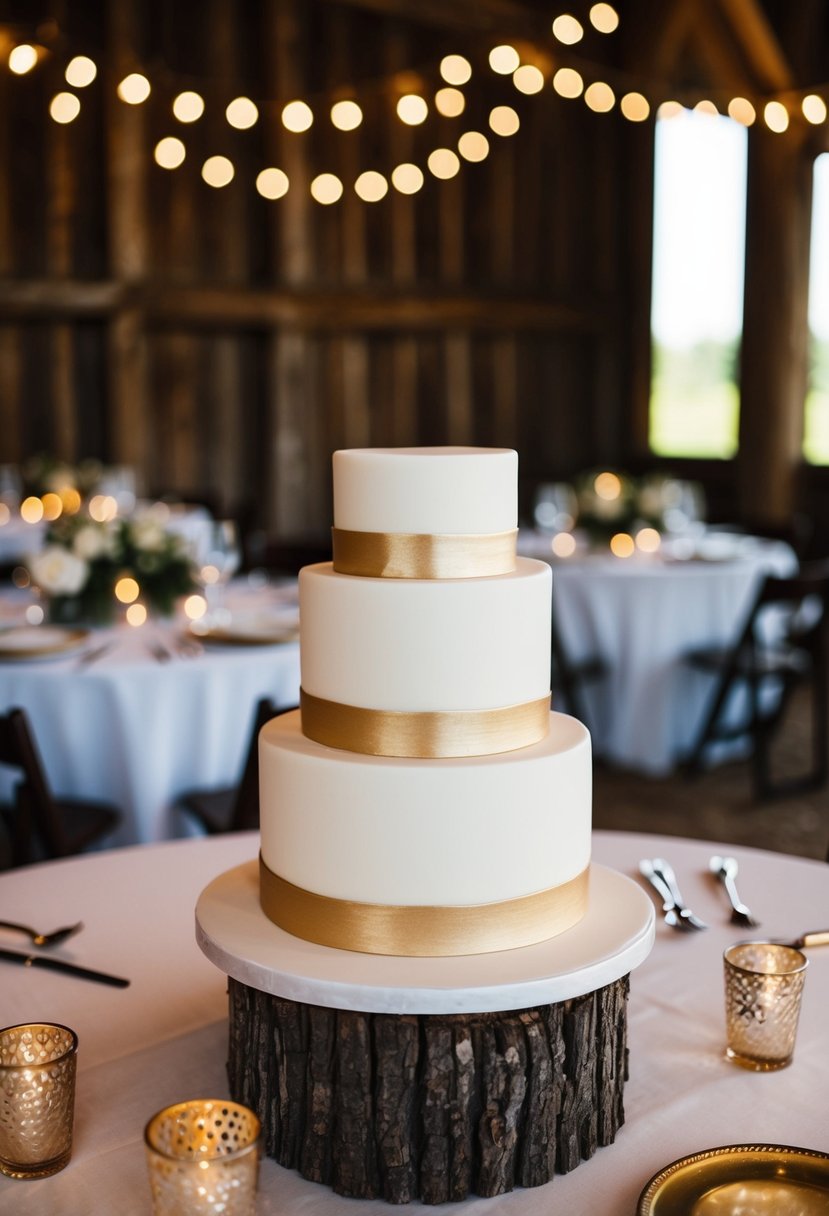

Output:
xmin=259 ymin=446 xmax=593 ymax=956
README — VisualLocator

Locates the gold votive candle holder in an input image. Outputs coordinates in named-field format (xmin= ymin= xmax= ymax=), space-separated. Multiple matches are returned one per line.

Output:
xmin=0 ymin=1022 xmax=78 ymax=1179
xmin=144 ymin=1099 xmax=261 ymax=1215
xmin=723 ymin=942 xmax=808 ymax=1071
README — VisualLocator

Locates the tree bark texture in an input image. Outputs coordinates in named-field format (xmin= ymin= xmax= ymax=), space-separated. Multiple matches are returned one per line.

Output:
xmin=226 ymin=975 xmax=630 ymax=1204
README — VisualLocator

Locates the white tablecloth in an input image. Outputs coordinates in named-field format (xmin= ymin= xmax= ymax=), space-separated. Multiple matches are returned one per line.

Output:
xmin=0 ymin=585 xmax=300 ymax=844
xmin=520 ymin=531 xmax=798 ymax=773
xmin=0 ymin=830 xmax=826 ymax=1214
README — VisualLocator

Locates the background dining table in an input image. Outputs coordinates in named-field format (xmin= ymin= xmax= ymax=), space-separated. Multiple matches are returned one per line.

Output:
xmin=0 ymin=829 xmax=826 ymax=1214
xmin=0 ymin=580 xmax=300 ymax=844
xmin=519 ymin=529 xmax=799 ymax=773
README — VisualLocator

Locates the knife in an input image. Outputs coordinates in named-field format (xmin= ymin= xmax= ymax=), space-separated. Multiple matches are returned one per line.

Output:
xmin=0 ymin=946 xmax=130 ymax=988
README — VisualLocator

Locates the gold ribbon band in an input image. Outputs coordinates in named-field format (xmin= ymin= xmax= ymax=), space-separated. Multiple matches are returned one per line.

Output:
xmin=300 ymin=688 xmax=551 ymax=758
xmin=260 ymin=854 xmax=589 ymax=956
xmin=331 ymin=527 xmax=518 ymax=579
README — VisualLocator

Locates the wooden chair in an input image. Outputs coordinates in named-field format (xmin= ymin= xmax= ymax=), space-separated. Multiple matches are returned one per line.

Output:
xmin=551 ymin=616 xmax=607 ymax=735
xmin=0 ymin=707 xmax=122 ymax=867
xmin=176 ymin=698 xmax=291 ymax=835
xmin=682 ymin=561 xmax=829 ymax=800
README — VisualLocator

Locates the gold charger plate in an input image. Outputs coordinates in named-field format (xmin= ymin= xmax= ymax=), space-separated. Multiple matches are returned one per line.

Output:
xmin=638 ymin=1144 xmax=829 ymax=1215
xmin=0 ymin=625 xmax=90 ymax=661
xmin=189 ymin=623 xmax=299 ymax=647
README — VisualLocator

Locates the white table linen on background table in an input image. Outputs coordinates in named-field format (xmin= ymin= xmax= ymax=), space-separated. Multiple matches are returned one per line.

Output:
xmin=0 ymin=585 xmax=300 ymax=844
xmin=519 ymin=532 xmax=798 ymax=773
xmin=0 ymin=830 xmax=826 ymax=1215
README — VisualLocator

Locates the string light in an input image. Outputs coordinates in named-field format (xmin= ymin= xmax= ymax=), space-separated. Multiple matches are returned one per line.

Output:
xmin=552 ymin=532 xmax=577 ymax=558
xmin=694 ymin=99 xmax=718 ymax=116
xmin=489 ymin=45 xmax=520 ymax=75
xmin=8 ymin=45 xmax=38 ymax=75
xmin=126 ymin=603 xmax=147 ymax=626
xmin=202 ymin=155 xmax=234 ymax=187
xmin=282 ymin=100 xmax=313 ymax=132
xmin=310 ymin=173 xmax=343 ymax=204
xmin=610 ymin=532 xmax=635 ymax=558
xmin=49 ymin=92 xmax=81 ymax=124
xmin=154 ymin=137 xmax=186 ymax=169
xmin=513 ymin=65 xmax=544 ymax=95
xmin=440 ymin=55 xmax=471 ymax=86
xmin=635 ymin=527 xmax=661 ymax=553
xmin=552 ymin=14 xmax=584 ymax=45
xmin=173 ymin=91 xmax=204 ymax=123
xmin=65 ymin=56 xmax=96 ymax=87
xmin=552 ymin=67 xmax=584 ymax=99
xmin=256 ymin=167 xmax=289 ymax=199
xmin=391 ymin=163 xmax=424 ymax=194
xmin=589 ymin=3 xmax=619 ymax=33
xmin=331 ymin=100 xmax=362 ymax=130
xmin=354 ymin=170 xmax=388 ymax=201
xmin=427 ymin=148 xmax=460 ymax=179
xmin=727 ymin=97 xmax=756 ymax=125
xmin=489 ymin=105 xmax=520 ymax=136
xmin=115 ymin=576 xmax=140 ymax=604
xmin=226 ymin=97 xmax=258 ymax=129
xmin=802 ymin=94 xmax=827 ymax=124
xmin=20 ymin=497 xmax=43 ymax=524
xmin=397 ymin=94 xmax=428 ymax=125
xmin=584 ymin=81 xmax=615 ymax=112
xmin=458 ymin=131 xmax=489 ymax=161
xmin=764 ymin=100 xmax=789 ymax=132
xmin=117 ymin=73 xmax=151 ymax=104
xmin=41 ymin=493 xmax=62 ymax=521
xmin=435 ymin=87 xmax=465 ymax=117
xmin=621 ymin=92 xmax=650 ymax=121
xmin=657 ymin=100 xmax=684 ymax=119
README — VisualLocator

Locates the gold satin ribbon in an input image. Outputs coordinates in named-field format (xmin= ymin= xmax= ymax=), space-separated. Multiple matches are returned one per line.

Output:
xmin=300 ymin=688 xmax=550 ymax=758
xmin=259 ymin=854 xmax=589 ymax=956
xmin=331 ymin=527 xmax=517 ymax=579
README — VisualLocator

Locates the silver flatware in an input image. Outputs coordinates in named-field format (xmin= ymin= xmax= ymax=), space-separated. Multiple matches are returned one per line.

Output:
xmin=75 ymin=641 xmax=114 ymax=668
xmin=709 ymin=855 xmax=759 ymax=927
xmin=0 ymin=946 xmax=129 ymax=987
xmin=0 ymin=919 xmax=84 ymax=947
xmin=639 ymin=858 xmax=708 ymax=930
xmin=638 ymin=860 xmax=695 ymax=931
xmin=147 ymin=640 xmax=172 ymax=663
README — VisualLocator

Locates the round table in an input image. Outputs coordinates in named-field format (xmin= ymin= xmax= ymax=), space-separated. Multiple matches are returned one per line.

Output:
xmin=0 ymin=830 xmax=826 ymax=1214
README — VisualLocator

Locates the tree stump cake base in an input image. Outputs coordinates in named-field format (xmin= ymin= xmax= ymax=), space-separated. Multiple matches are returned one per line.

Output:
xmin=226 ymin=973 xmax=630 ymax=1205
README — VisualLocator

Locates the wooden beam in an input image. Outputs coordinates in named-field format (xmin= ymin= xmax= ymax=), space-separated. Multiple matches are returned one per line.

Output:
xmin=719 ymin=0 xmax=794 ymax=91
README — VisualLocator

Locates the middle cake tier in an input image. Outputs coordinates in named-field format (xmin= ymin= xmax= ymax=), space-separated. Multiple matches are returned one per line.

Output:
xmin=299 ymin=556 xmax=552 ymax=713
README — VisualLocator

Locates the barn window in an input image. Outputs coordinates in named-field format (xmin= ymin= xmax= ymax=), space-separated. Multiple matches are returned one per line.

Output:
xmin=805 ymin=151 xmax=829 ymax=465
xmin=649 ymin=108 xmax=748 ymax=459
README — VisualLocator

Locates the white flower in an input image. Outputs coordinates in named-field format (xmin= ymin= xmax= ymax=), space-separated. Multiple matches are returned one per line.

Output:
xmin=130 ymin=514 xmax=166 ymax=552
xmin=73 ymin=524 xmax=112 ymax=561
xmin=29 ymin=546 xmax=89 ymax=596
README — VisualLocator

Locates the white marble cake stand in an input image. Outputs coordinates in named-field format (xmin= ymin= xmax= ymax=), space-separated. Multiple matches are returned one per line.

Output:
xmin=195 ymin=858 xmax=655 ymax=1014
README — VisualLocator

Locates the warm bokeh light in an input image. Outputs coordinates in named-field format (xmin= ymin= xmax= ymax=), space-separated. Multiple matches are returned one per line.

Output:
xmin=552 ymin=532 xmax=577 ymax=558
xmin=435 ymin=87 xmax=465 ymax=117
xmin=115 ymin=576 xmax=140 ymax=604
xmin=802 ymin=94 xmax=827 ymax=124
xmin=584 ymin=82 xmax=615 ymax=112
xmin=552 ymin=67 xmax=584 ymax=99
xmin=226 ymin=96 xmax=258 ymax=129
xmin=458 ymin=131 xmax=489 ymax=162
xmin=331 ymin=99 xmax=363 ymax=130
xmin=657 ymin=100 xmax=684 ymax=119
xmin=0 ymin=504 xmax=9 ymax=526
xmin=397 ymin=94 xmax=428 ymax=125
xmin=589 ymin=3 xmax=619 ymax=33
xmin=610 ymin=532 xmax=635 ymax=558
xmin=513 ymin=65 xmax=544 ymax=95
xmin=184 ymin=593 xmax=207 ymax=620
xmin=282 ymin=100 xmax=313 ymax=132
xmin=635 ymin=527 xmax=661 ymax=553
xmin=173 ymin=91 xmax=205 ymax=123
xmin=489 ymin=45 xmax=520 ymax=75
xmin=89 ymin=494 xmax=118 ymax=522
xmin=256 ymin=167 xmax=289 ymax=199
xmin=117 ymin=73 xmax=151 ymax=105
xmin=12 ymin=567 xmax=30 ymax=588
xmin=21 ymin=497 xmax=44 ymax=523
xmin=552 ymin=14 xmax=584 ymax=44
xmin=354 ymin=170 xmax=388 ymax=202
xmin=621 ymin=92 xmax=650 ymax=122
xmin=727 ymin=97 xmax=756 ymax=125
xmin=65 ymin=55 xmax=97 ymax=87
xmin=694 ymin=99 xmax=718 ymax=116
xmin=200 ymin=564 xmax=220 ymax=585
xmin=60 ymin=487 xmax=82 ymax=514
xmin=202 ymin=155 xmax=234 ymax=187
xmin=49 ymin=92 xmax=81 ymax=124
xmin=126 ymin=603 xmax=147 ymax=626
xmin=25 ymin=604 xmax=44 ymax=625
xmin=764 ymin=100 xmax=789 ymax=132
xmin=391 ymin=163 xmax=424 ymax=194
xmin=440 ymin=55 xmax=471 ymax=86
xmin=594 ymin=471 xmax=622 ymax=500
xmin=9 ymin=44 xmax=38 ymax=75
xmin=310 ymin=172 xmax=343 ymax=204
xmin=154 ymin=137 xmax=186 ymax=169
xmin=41 ymin=493 xmax=63 ymax=521
xmin=489 ymin=105 xmax=520 ymax=136
xmin=427 ymin=148 xmax=460 ymax=179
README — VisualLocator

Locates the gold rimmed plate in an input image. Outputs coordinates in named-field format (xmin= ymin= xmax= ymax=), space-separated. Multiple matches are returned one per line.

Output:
xmin=189 ymin=620 xmax=299 ymax=647
xmin=638 ymin=1144 xmax=829 ymax=1215
xmin=0 ymin=626 xmax=91 ymax=661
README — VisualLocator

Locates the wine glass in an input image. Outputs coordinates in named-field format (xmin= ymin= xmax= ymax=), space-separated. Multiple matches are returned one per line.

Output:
xmin=194 ymin=521 xmax=241 ymax=625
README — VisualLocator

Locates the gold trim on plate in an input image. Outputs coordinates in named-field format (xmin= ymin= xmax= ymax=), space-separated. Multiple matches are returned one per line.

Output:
xmin=331 ymin=527 xmax=518 ymax=579
xmin=0 ymin=627 xmax=90 ymax=660
xmin=638 ymin=1144 xmax=829 ymax=1215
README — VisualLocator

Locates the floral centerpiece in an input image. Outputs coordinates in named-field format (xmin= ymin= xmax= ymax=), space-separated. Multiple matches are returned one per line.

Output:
xmin=573 ymin=470 xmax=704 ymax=545
xmin=28 ymin=509 xmax=197 ymax=625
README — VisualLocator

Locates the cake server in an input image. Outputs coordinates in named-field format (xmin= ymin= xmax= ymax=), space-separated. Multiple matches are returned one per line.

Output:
xmin=0 ymin=946 xmax=130 ymax=987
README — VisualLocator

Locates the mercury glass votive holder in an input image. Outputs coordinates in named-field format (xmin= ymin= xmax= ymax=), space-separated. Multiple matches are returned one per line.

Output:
xmin=144 ymin=1099 xmax=261 ymax=1216
xmin=0 ymin=1022 xmax=78 ymax=1179
xmin=723 ymin=942 xmax=808 ymax=1071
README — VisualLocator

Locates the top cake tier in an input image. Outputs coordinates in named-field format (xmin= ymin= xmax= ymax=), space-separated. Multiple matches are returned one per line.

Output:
xmin=333 ymin=447 xmax=517 ymax=535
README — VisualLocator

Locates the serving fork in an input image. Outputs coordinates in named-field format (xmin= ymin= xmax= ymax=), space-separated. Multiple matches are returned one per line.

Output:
xmin=0 ymin=919 xmax=84 ymax=947
xmin=639 ymin=858 xmax=708 ymax=931
xmin=709 ymin=855 xmax=759 ymax=928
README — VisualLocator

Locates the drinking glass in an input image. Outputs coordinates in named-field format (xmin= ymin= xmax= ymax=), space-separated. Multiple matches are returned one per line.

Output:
xmin=0 ymin=1023 xmax=78 ymax=1179
xmin=723 ymin=942 xmax=808 ymax=1070
xmin=194 ymin=521 xmax=241 ymax=625
xmin=145 ymin=1099 xmax=260 ymax=1215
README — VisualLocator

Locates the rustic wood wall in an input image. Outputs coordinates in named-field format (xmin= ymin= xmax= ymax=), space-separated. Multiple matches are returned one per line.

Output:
xmin=0 ymin=0 xmax=649 ymax=535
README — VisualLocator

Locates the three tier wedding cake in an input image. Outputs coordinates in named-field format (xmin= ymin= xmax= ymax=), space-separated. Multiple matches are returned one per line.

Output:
xmin=257 ymin=446 xmax=592 ymax=957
